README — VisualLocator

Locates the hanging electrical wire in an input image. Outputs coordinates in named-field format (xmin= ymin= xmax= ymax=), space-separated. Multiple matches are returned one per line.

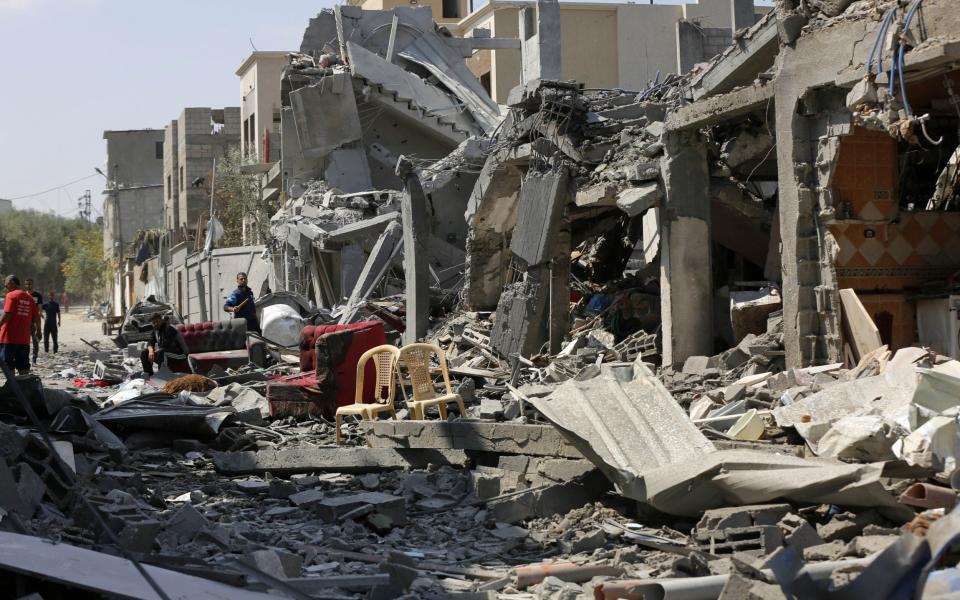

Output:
xmin=0 ymin=173 xmax=99 ymax=202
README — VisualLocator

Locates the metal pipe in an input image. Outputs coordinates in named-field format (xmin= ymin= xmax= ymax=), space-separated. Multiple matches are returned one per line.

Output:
xmin=592 ymin=558 xmax=872 ymax=600
xmin=515 ymin=562 xmax=624 ymax=589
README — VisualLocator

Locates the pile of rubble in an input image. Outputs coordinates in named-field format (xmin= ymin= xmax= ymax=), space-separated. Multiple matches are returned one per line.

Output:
xmin=10 ymin=0 xmax=960 ymax=598
xmin=2 ymin=295 xmax=960 ymax=599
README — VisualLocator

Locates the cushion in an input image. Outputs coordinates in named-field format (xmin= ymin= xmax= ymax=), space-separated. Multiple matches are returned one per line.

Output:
xmin=315 ymin=321 xmax=386 ymax=408
xmin=299 ymin=322 xmax=379 ymax=372
xmin=177 ymin=319 xmax=248 ymax=354
xmin=187 ymin=349 xmax=250 ymax=375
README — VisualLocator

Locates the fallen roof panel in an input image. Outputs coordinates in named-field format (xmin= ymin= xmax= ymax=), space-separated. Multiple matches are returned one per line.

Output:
xmin=529 ymin=360 xmax=907 ymax=517
xmin=527 ymin=361 xmax=716 ymax=492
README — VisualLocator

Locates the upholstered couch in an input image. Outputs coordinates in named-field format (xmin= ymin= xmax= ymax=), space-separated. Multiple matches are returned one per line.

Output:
xmin=266 ymin=321 xmax=386 ymax=418
xmin=168 ymin=318 xmax=249 ymax=375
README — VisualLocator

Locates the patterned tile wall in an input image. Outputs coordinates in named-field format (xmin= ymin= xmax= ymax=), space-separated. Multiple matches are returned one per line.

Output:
xmin=832 ymin=126 xmax=898 ymax=221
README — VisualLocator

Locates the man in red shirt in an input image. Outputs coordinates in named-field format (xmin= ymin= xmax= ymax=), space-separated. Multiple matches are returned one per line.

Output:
xmin=0 ymin=275 xmax=41 ymax=375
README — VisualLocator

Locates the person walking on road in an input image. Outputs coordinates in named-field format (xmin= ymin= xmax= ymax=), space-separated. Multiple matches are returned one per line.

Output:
xmin=41 ymin=292 xmax=61 ymax=354
xmin=0 ymin=275 xmax=41 ymax=376
xmin=224 ymin=272 xmax=261 ymax=334
xmin=23 ymin=278 xmax=42 ymax=365
xmin=140 ymin=313 xmax=189 ymax=377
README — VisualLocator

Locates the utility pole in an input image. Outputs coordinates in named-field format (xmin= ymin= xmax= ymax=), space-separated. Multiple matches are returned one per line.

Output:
xmin=114 ymin=164 xmax=125 ymax=314
xmin=77 ymin=190 xmax=91 ymax=222
xmin=95 ymin=165 xmax=125 ymax=314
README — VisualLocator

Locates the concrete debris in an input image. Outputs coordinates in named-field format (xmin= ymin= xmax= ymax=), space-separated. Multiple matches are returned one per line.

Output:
xmin=19 ymin=1 xmax=960 ymax=599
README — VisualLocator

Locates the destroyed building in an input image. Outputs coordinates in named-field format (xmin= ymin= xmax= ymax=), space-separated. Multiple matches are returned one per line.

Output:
xmin=19 ymin=0 xmax=960 ymax=598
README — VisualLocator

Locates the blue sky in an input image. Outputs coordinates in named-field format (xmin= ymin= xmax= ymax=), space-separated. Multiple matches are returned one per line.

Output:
xmin=0 ymin=0 xmax=772 ymax=218
xmin=0 ymin=0 xmax=330 ymax=218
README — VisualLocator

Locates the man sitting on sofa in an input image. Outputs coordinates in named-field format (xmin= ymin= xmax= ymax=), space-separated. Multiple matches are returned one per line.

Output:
xmin=141 ymin=313 xmax=189 ymax=377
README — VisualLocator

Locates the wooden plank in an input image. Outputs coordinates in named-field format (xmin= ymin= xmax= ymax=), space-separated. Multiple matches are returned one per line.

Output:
xmin=839 ymin=289 xmax=883 ymax=363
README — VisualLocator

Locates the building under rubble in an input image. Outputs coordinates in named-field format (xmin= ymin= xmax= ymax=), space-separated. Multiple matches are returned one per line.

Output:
xmin=28 ymin=1 xmax=960 ymax=597
xmin=109 ymin=0 xmax=960 ymax=374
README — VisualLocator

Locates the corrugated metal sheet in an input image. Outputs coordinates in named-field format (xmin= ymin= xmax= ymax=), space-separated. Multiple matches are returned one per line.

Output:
xmin=529 ymin=360 xmax=907 ymax=517
xmin=527 ymin=361 xmax=716 ymax=499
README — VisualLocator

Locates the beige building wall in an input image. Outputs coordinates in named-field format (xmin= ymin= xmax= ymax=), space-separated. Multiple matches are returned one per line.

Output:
xmin=356 ymin=0 xmax=763 ymax=102
xmin=237 ymin=52 xmax=287 ymax=162
xmin=615 ymin=4 xmax=684 ymax=91
xmin=364 ymin=0 xmax=469 ymax=23
xmin=559 ymin=6 xmax=619 ymax=89
xmin=491 ymin=8 xmax=521 ymax=103
xmin=683 ymin=0 xmax=734 ymax=27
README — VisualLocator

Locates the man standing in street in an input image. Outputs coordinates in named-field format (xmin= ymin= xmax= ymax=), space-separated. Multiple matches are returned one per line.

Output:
xmin=41 ymin=292 xmax=61 ymax=354
xmin=0 ymin=275 xmax=40 ymax=376
xmin=24 ymin=278 xmax=42 ymax=365
xmin=224 ymin=272 xmax=261 ymax=334
xmin=141 ymin=313 xmax=188 ymax=377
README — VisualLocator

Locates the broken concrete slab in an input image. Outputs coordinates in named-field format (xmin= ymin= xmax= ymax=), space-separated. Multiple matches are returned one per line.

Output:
xmin=487 ymin=470 xmax=610 ymax=523
xmin=573 ymin=183 xmax=617 ymax=208
xmin=697 ymin=504 xmax=792 ymax=531
xmin=510 ymin=170 xmax=569 ymax=267
xmin=212 ymin=447 xmax=469 ymax=475
xmin=312 ymin=492 xmax=406 ymax=525
xmin=290 ymin=72 xmax=362 ymax=158
xmin=615 ymin=183 xmax=662 ymax=218
xmin=244 ymin=549 xmax=303 ymax=580
xmin=361 ymin=420 xmax=584 ymax=458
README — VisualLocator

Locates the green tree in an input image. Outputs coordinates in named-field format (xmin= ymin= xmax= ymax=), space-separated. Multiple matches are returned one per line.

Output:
xmin=0 ymin=209 xmax=88 ymax=295
xmin=215 ymin=145 xmax=276 ymax=247
xmin=62 ymin=226 xmax=104 ymax=302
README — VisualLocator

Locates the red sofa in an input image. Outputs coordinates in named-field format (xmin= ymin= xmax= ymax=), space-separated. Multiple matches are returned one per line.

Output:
xmin=168 ymin=319 xmax=249 ymax=375
xmin=266 ymin=321 xmax=386 ymax=418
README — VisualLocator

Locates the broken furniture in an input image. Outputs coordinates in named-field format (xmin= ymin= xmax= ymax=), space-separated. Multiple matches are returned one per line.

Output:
xmin=398 ymin=343 xmax=466 ymax=420
xmin=266 ymin=320 xmax=387 ymax=419
xmin=114 ymin=299 xmax=183 ymax=347
xmin=169 ymin=319 xmax=250 ymax=375
xmin=334 ymin=344 xmax=401 ymax=445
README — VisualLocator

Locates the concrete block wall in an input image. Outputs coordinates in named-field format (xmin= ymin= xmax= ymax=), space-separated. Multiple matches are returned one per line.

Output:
xmin=168 ymin=107 xmax=241 ymax=232
xmin=223 ymin=107 xmax=241 ymax=138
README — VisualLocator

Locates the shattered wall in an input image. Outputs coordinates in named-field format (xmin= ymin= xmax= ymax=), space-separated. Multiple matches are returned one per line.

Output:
xmin=775 ymin=0 xmax=960 ymax=365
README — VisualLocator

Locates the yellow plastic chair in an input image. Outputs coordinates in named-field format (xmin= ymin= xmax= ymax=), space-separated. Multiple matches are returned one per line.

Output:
xmin=397 ymin=343 xmax=466 ymax=420
xmin=335 ymin=344 xmax=401 ymax=445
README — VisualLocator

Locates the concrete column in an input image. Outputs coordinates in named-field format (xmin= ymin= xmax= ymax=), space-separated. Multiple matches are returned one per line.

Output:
xmin=339 ymin=243 xmax=365 ymax=301
xmin=549 ymin=218 xmax=571 ymax=355
xmin=339 ymin=220 xmax=403 ymax=325
xmin=398 ymin=159 xmax=431 ymax=345
xmin=660 ymin=130 xmax=713 ymax=367
xmin=520 ymin=0 xmax=561 ymax=83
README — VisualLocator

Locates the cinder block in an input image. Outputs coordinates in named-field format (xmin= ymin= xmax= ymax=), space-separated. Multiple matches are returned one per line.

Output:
xmin=694 ymin=525 xmax=783 ymax=556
